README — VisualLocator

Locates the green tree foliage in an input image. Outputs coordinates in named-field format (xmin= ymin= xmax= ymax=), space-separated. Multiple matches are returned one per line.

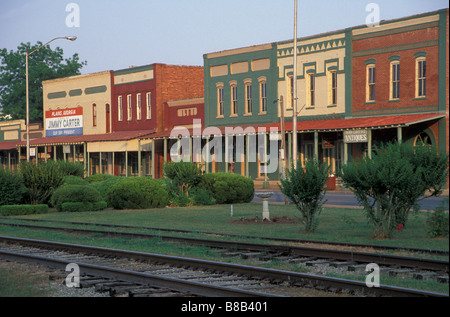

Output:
xmin=339 ymin=142 xmax=449 ymax=239
xmin=0 ymin=42 xmax=86 ymax=121
xmin=280 ymin=160 xmax=330 ymax=233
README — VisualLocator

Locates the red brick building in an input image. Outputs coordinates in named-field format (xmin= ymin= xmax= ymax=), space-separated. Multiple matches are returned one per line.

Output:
xmin=112 ymin=64 xmax=204 ymax=133
xmin=350 ymin=10 xmax=448 ymax=161
xmin=110 ymin=63 xmax=204 ymax=177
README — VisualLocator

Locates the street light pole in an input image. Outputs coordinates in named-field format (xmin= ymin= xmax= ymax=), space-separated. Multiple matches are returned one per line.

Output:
xmin=25 ymin=36 xmax=77 ymax=162
xmin=293 ymin=0 xmax=298 ymax=169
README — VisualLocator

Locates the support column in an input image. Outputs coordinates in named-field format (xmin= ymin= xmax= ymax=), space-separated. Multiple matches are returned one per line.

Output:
xmin=83 ymin=143 xmax=87 ymax=176
xmin=397 ymin=127 xmax=403 ymax=144
xmin=163 ymin=138 xmax=167 ymax=165
xmin=138 ymin=139 xmax=142 ymax=177
xmin=151 ymin=140 xmax=155 ymax=179
xmin=287 ymin=133 xmax=292 ymax=168
xmin=314 ymin=132 xmax=319 ymax=161
xmin=225 ymin=135 xmax=229 ymax=173
xmin=125 ymin=151 xmax=128 ymax=177
xmin=368 ymin=129 xmax=372 ymax=158
xmin=245 ymin=134 xmax=249 ymax=178
xmin=99 ymin=152 xmax=102 ymax=174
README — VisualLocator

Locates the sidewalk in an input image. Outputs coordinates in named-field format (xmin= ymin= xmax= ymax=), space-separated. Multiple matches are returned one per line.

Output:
xmin=253 ymin=180 xmax=449 ymax=197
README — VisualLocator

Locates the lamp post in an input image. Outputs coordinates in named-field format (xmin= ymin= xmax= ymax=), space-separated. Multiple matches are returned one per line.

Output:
xmin=292 ymin=0 xmax=298 ymax=169
xmin=25 ymin=36 xmax=77 ymax=162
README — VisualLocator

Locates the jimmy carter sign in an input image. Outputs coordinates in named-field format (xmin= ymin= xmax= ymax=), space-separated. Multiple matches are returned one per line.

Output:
xmin=45 ymin=107 xmax=83 ymax=137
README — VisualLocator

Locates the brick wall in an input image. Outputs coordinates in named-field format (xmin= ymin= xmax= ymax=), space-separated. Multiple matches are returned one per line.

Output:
xmin=154 ymin=64 xmax=204 ymax=132
xmin=352 ymin=26 xmax=440 ymax=115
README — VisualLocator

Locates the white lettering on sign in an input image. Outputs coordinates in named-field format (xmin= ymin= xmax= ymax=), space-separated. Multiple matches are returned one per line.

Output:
xmin=344 ymin=130 xmax=368 ymax=143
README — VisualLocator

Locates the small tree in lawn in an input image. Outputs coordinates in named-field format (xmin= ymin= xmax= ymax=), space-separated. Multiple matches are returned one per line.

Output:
xmin=339 ymin=142 xmax=448 ymax=239
xmin=280 ymin=159 xmax=330 ymax=233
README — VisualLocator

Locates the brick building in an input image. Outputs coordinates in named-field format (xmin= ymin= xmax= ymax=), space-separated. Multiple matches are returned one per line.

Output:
xmin=349 ymin=9 xmax=448 ymax=161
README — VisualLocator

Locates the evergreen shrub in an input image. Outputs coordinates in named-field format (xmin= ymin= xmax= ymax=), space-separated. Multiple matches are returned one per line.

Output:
xmin=0 ymin=204 xmax=48 ymax=216
xmin=0 ymin=168 xmax=28 ymax=206
xmin=107 ymin=177 xmax=169 ymax=209
xmin=51 ymin=184 xmax=103 ymax=212
xmin=198 ymin=173 xmax=254 ymax=204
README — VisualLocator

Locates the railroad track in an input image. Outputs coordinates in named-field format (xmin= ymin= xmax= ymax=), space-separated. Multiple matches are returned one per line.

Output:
xmin=0 ymin=236 xmax=447 ymax=297
xmin=1 ymin=220 xmax=448 ymax=276
xmin=2 ymin=216 xmax=447 ymax=255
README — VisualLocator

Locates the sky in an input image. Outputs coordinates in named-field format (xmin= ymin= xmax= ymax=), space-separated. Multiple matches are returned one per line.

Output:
xmin=0 ymin=0 xmax=448 ymax=75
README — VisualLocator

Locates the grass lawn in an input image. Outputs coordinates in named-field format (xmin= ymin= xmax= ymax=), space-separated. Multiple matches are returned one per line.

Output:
xmin=2 ymin=203 xmax=448 ymax=251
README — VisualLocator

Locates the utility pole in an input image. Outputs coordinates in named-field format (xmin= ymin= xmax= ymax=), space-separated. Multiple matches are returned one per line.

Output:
xmin=293 ymin=0 xmax=298 ymax=169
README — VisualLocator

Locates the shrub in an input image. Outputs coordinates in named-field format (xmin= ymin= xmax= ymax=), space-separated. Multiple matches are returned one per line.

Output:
xmin=63 ymin=175 xmax=89 ymax=186
xmin=426 ymin=199 xmax=449 ymax=238
xmin=85 ymin=174 xmax=116 ymax=183
xmin=339 ymin=142 xmax=449 ymax=239
xmin=163 ymin=161 xmax=203 ymax=195
xmin=0 ymin=168 xmax=28 ymax=206
xmin=89 ymin=176 xmax=123 ymax=207
xmin=54 ymin=160 xmax=85 ymax=177
xmin=280 ymin=159 xmax=330 ymax=233
xmin=190 ymin=188 xmax=216 ymax=206
xmin=0 ymin=204 xmax=48 ymax=216
xmin=107 ymin=177 xmax=169 ymax=209
xmin=19 ymin=161 xmax=66 ymax=205
xmin=51 ymin=184 xmax=103 ymax=212
xmin=61 ymin=202 xmax=93 ymax=212
xmin=198 ymin=173 xmax=254 ymax=204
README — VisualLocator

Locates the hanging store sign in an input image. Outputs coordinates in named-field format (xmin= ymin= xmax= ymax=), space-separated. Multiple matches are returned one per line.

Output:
xmin=344 ymin=129 xmax=368 ymax=143
xmin=45 ymin=107 xmax=83 ymax=137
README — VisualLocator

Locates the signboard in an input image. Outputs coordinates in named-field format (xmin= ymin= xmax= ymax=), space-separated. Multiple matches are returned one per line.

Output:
xmin=45 ymin=107 xmax=83 ymax=137
xmin=344 ymin=129 xmax=368 ymax=143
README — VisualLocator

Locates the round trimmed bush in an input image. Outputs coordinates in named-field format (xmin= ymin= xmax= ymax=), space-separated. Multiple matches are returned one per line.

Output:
xmin=85 ymin=173 xmax=117 ymax=183
xmin=51 ymin=184 xmax=103 ymax=212
xmin=198 ymin=173 xmax=254 ymax=204
xmin=106 ymin=177 xmax=169 ymax=210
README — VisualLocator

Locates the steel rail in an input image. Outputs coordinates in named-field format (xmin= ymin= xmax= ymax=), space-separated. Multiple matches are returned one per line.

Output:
xmin=3 ymin=217 xmax=447 ymax=255
xmin=3 ymin=216 xmax=448 ymax=256
xmin=0 ymin=236 xmax=447 ymax=297
xmin=1 ymin=222 xmax=448 ymax=273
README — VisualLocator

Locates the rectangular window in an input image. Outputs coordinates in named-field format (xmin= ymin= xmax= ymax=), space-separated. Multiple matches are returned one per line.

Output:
xmin=331 ymin=71 xmax=337 ymax=105
xmin=118 ymin=96 xmax=123 ymax=121
xmin=391 ymin=63 xmax=400 ymax=99
xmin=260 ymin=82 xmax=267 ymax=113
xmin=146 ymin=92 xmax=152 ymax=119
xmin=309 ymin=74 xmax=315 ymax=106
xmin=367 ymin=65 xmax=376 ymax=102
xmin=127 ymin=94 xmax=132 ymax=121
xmin=417 ymin=59 xmax=426 ymax=97
xmin=92 ymin=104 xmax=97 ymax=127
xmin=245 ymin=84 xmax=252 ymax=114
xmin=136 ymin=93 xmax=141 ymax=120
xmin=218 ymin=87 xmax=224 ymax=117
xmin=231 ymin=85 xmax=237 ymax=115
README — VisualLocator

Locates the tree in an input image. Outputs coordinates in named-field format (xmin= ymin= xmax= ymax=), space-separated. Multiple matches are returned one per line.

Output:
xmin=339 ymin=142 xmax=449 ymax=239
xmin=0 ymin=42 xmax=87 ymax=121
xmin=163 ymin=161 xmax=203 ymax=196
xmin=280 ymin=159 xmax=330 ymax=233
